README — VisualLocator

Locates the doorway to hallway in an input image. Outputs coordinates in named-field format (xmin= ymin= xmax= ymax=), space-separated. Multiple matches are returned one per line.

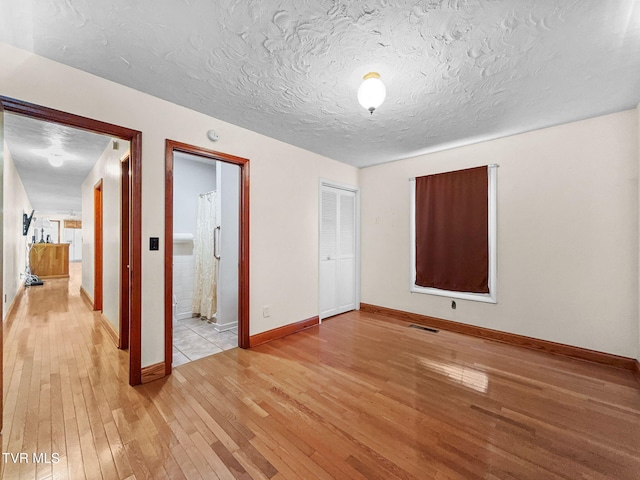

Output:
xmin=0 ymin=96 xmax=144 ymax=436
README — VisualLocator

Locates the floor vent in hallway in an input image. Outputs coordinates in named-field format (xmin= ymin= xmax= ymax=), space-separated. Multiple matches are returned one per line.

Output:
xmin=409 ymin=324 xmax=439 ymax=333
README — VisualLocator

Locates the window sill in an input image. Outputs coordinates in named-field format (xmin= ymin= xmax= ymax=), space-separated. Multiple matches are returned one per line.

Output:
xmin=410 ymin=285 xmax=496 ymax=304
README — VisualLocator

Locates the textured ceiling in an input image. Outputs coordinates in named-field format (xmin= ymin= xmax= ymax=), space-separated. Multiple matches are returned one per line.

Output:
xmin=4 ymin=113 xmax=111 ymax=214
xmin=2 ymin=0 xmax=640 ymax=167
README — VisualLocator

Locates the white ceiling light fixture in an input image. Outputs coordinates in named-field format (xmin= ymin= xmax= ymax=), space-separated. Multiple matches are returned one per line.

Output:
xmin=48 ymin=153 xmax=64 ymax=167
xmin=357 ymin=72 xmax=386 ymax=115
xmin=32 ymin=146 xmax=77 ymax=168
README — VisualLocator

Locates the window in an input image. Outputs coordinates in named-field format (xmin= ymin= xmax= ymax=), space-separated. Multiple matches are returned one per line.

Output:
xmin=410 ymin=165 xmax=497 ymax=303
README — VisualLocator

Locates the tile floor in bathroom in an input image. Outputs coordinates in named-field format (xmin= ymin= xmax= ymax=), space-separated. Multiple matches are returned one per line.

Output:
xmin=173 ymin=316 xmax=238 ymax=367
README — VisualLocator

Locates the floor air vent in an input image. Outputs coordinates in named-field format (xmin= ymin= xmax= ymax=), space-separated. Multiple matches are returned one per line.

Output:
xmin=409 ymin=324 xmax=439 ymax=333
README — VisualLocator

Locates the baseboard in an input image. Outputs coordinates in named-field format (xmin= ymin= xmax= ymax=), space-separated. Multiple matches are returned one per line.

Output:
xmin=249 ymin=316 xmax=319 ymax=348
xmin=100 ymin=314 xmax=119 ymax=347
xmin=634 ymin=360 xmax=640 ymax=386
xmin=360 ymin=303 xmax=637 ymax=371
xmin=4 ymin=284 xmax=25 ymax=320
xmin=141 ymin=362 xmax=166 ymax=384
xmin=214 ymin=320 xmax=238 ymax=333
xmin=79 ymin=286 xmax=93 ymax=307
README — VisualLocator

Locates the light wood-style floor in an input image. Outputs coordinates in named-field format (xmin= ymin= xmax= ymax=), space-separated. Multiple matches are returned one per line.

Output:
xmin=2 ymin=265 xmax=640 ymax=479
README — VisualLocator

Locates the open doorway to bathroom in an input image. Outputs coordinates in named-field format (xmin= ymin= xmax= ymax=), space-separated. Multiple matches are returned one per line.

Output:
xmin=164 ymin=140 xmax=249 ymax=374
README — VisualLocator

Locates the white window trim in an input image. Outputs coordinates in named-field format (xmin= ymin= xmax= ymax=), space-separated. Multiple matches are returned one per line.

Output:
xmin=409 ymin=165 xmax=497 ymax=304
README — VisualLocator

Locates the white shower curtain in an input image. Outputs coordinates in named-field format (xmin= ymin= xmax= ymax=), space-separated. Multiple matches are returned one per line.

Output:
xmin=192 ymin=191 xmax=218 ymax=320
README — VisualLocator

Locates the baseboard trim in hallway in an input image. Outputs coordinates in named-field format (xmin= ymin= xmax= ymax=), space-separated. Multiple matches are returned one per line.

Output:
xmin=141 ymin=362 xmax=166 ymax=384
xmin=100 ymin=314 xmax=120 ymax=347
xmin=4 ymin=284 xmax=24 ymax=319
xmin=249 ymin=315 xmax=319 ymax=347
xmin=360 ymin=303 xmax=638 ymax=372
xmin=79 ymin=286 xmax=93 ymax=307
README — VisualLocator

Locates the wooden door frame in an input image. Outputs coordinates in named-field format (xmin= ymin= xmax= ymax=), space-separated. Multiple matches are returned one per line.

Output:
xmin=93 ymin=179 xmax=104 ymax=311
xmin=0 ymin=96 xmax=144 ymax=386
xmin=0 ymin=100 xmax=5 ymax=432
xmin=120 ymin=155 xmax=130 ymax=350
xmin=164 ymin=139 xmax=250 ymax=376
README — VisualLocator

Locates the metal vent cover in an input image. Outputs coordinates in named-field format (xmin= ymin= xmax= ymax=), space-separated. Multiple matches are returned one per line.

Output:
xmin=409 ymin=324 xmax=439 ymax=333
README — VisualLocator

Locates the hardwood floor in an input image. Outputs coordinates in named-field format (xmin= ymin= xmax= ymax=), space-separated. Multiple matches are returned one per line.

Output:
xmin=2 ymin=267 xmax=640 ymax=479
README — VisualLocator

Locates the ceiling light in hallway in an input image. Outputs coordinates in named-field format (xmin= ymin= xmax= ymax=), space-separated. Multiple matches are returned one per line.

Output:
xmin=32 ymin=146 xmax=77 ymax=168
xmin=48 ymin=153 xmax=63 ymax=167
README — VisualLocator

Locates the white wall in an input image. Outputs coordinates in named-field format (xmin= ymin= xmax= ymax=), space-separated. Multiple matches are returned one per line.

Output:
xmin=81 ymin=139 xmax=129 ymax=334
xmin=360 ymin=110 xmax=639 ymax=359
xmin=2 ymin=143 xmax=32 ymax=318
xmin=0 ymin=43 xmax=359 ymax=367
xmin=173 ymin=153 xmax=216 ymax=236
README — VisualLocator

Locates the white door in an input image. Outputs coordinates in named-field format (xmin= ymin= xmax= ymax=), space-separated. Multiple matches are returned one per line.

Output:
xmin=319 ymin=184 xmax=357 ymax=320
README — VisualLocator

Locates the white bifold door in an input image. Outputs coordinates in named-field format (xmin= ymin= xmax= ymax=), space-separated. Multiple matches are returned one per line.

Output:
xmin=319 ymin=184 xmax=357 ymax=320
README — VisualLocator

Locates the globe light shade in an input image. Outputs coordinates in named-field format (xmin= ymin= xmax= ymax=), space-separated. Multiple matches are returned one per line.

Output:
xmin=48 ymin=155 xmax=64 ymax=167
xmin=32 ymin=146 xmax=77 ymax=168
xmin=357 ymin=72 xmax=386 ymax=114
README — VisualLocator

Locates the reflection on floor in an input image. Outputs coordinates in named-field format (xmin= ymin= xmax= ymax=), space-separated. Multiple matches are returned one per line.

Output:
xmin=173 ymin=316 xmax=238 ymax=366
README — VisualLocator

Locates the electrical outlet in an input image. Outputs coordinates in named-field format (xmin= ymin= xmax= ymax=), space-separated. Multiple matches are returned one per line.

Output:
xmin=263 ymin=305 xmax=271 ymax=318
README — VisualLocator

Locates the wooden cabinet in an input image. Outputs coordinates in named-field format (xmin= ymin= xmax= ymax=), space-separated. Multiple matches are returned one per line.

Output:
xmin=29 ymin=243 xmax=70 ymax=278
xmin=64 ymin=220 xmax=82 ymax=229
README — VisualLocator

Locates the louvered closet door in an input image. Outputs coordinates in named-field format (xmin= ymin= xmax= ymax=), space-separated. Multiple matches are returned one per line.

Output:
xmin=320 ymin=185 xmax=357 ymax=320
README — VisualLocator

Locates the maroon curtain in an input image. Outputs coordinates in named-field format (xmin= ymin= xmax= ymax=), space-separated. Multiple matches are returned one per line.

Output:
xmin=415 ymin=166 xmax=489 ymax=293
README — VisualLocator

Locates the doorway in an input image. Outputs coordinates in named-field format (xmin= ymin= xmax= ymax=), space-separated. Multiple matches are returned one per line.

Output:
xmin=164 ymin=140 xmax=250 ymax=375
xmin=120 ymin=156 xmax=130 ymax=350
xmin=319 ymin=181 xmax=360 ymax=320
xmin=93 ymin=178 xmax=103 ymax=311
xmin=0 ymin=95 xmax=143 ymax=399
